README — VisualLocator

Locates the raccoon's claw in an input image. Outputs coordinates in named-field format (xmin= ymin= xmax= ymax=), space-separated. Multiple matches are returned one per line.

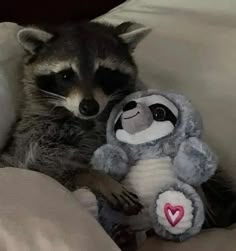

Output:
xmin=110 ymin=187 xmax=143 ymax=215
xmin=111 ymin=224 xmax=136 ymax=249
xmin=97 ymin=173 xmax=143 ymax=215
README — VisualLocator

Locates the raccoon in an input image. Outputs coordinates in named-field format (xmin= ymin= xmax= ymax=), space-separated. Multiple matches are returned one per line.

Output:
xmin=0 ymin=22 xmax=150 ymax=214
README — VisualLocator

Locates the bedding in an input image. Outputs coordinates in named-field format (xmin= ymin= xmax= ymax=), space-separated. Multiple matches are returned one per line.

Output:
xmin=0 ymin=167 xmax=234 ymax=251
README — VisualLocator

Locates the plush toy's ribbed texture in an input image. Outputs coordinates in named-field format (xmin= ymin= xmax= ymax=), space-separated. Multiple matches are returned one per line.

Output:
xmin=122 ymin=158 xmax=176 ymax=229
xmin=123 ymin=158 xmax=175 ymax=206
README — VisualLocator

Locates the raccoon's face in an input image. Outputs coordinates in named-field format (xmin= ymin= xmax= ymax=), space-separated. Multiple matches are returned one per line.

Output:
xmin=18 ymin=22 xmax=150 ymax=119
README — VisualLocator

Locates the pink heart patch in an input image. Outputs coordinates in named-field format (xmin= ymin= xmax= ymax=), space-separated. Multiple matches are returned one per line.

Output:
xmin=164 ymin=203 xmax=184 ymax=227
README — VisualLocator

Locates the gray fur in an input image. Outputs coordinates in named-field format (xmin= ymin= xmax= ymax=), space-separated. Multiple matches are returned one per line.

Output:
xmin=91 ymin=144 xmax=129 ymax=181
xmin=1 ymin=115 xmax=107 ymax=185
xmin=0 ymin=22 xmax=150 ymax=190
xmin=151 ymin=181 xmax=205 ymax=241
xmin=173 ymin=137 xmax=218 ymax=186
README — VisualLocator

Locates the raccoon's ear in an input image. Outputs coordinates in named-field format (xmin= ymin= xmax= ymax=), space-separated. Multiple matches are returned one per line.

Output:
xmin=17 ymin=27 xmax=53 ymax=54
xmin=116 ymin=22 xmax=151 ymax=51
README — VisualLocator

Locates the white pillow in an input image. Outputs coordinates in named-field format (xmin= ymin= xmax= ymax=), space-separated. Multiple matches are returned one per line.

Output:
xmin=96 ymin=0 xmax=236 ymax=184
xmin=0 ymin=167 xmax=120 ymax=251
xmin=0 ymin=22 xmax=24 ymax=150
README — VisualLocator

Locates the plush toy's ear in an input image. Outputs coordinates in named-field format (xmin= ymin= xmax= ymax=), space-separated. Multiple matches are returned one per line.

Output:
xmin=116 ymin=22 xmax=151 ymax=51
xmin=17 ymin=27 xmax=53 ymax=54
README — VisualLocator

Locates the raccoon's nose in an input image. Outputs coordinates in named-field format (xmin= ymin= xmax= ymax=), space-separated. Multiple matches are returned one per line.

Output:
xmin=79 ymin=98 xmax=99 ymax=116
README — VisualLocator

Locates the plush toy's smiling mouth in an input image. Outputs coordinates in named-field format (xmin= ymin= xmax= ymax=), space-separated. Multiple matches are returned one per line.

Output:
xmin=123 ymin=112 xmax=140 ymax=120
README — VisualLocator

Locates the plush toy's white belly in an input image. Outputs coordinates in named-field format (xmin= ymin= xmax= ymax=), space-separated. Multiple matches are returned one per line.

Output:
xmin=122 ymin=157 xmax=177 ymax=230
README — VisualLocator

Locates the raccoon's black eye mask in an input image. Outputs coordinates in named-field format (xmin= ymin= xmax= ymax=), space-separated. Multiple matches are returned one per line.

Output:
xmin=95 ymin=66 xmax=132 ymax=95
xmin=36 ymin=66 xmax=132 ymax=96
xmin=36 ymin=68 xmax=77 ymax=96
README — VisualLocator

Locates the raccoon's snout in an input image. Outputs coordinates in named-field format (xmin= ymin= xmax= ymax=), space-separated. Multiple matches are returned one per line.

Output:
xmin=79 ymin=98 xmax=99 ymax=117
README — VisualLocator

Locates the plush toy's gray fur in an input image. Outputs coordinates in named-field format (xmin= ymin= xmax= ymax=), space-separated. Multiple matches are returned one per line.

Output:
xmin=91 ymin=144 xmax=129 ymax=181
xmin=90 ymin=89 xmax=218 ymax=242
xmin=173 ymin=137 xmax=218 ymax=186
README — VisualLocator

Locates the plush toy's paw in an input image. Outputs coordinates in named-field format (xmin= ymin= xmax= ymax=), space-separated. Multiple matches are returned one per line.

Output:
xmin=91 ymin=144 xmax=129 ymax=180
xmin=151 ymin=182 xmax=204 ymax=241
xmin=111 ymin=224 xmax=137 ymax=249
xmin=156 ymin=191 xmax=193 ymax=234
xmin=174 ymin=137 xmax=218 ymax=186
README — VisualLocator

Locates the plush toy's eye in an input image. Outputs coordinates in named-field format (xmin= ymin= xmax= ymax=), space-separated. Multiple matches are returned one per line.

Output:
xmin=153 ymin=107 xmax=166 ymax=121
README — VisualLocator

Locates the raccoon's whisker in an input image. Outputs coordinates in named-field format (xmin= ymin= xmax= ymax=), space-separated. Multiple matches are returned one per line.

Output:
xmin=32 ymin=98 xmax=62 ymax=106
xmin=40 ymin=90 xmax=66 ymax=100
xmin=33 ymin=96 xmax=58 ymax=102
xmin=30 ymin=104 xmax=58 ymax=116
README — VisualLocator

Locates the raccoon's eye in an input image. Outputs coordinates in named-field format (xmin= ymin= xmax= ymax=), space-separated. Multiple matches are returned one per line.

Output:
xmin=36 ymin=68 xmax=77 ymax=97
xmin=57 ymin=69 xmax=75 ymax=82
xmin=95 ymin=66 xmax=130 ymax=95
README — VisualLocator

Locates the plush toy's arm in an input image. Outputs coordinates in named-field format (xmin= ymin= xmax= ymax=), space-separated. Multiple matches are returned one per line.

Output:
xmin=91 ymin=144 xmax=129 ymax=181
xmin=173 ymin=137 xmax=218 ymax=186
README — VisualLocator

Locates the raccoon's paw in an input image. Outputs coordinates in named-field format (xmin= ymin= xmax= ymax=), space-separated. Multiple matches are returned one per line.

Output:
xmin=111 ymin=224 xmax=137 ymax=249
xmin=110 ymin=187 xmax=143 ymax=216
xmin=102 ymin=179 xmax=143 ymax=215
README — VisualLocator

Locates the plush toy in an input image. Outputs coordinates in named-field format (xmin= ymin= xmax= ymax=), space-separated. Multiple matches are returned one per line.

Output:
xmin=76 ymin=90 xmax=218 ymax=244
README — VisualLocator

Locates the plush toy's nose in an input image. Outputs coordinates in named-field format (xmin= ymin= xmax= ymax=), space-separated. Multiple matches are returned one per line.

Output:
xmin=121 ymin=103 xmax=153 ymax=134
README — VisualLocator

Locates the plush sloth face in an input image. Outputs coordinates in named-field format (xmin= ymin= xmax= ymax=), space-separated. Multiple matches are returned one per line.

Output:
xmin=114 ymin=95 xmax=179 ymax=144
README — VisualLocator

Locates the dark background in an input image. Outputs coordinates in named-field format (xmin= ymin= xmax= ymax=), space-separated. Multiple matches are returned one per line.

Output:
xmin=0 ymin=0 xmax=125 ymax=25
